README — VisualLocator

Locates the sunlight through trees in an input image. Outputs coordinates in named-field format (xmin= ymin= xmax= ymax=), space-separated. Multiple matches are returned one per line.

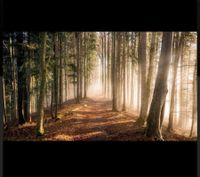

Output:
xmin=3 ymin=32 xmax=197 ymax=141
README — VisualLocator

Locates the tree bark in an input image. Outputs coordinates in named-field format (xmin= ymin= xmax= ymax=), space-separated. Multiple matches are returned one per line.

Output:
xmin=137 ymin=32 xmax=147 ymax=125
xmin=112 ymin=32 xmax=117 ymax=111
xmin=37 ymin=32 xmax=47 ymax=136
xmin=64 ymin=34 xmax=68 ymax=101
xmin=9 ymin=34 xmax=17 ymax=121
xmin=146 ymin=33 xmax=156 ymax=115
xmin=116 ymin=32 xmax=122 ymax=110
xmin=178 ymin=41 xmax=184 ymax=128
xmin=54 ymin=33 xmax=58 ymax=119
xmin=122 ymin=33 xmax=126 ymax=111
xmin=130 ymin=32 xmax=136 ymax=106
xmin=16 ymin=32 xmax=25 ymax=125
xmin=26 ymin=32 xmax=31 ymax=122
xmin=75 ymin=32 xmax=80 ymax=103
xmin=137 ymin=34 xmax=141 ymax=112
xmin=59 ymin=33 xmax=63 ymax=107
xmin=168 ymin=32 xmax=184 ymax=132
xmin=84 ymin=33 xmax=87 ymax=98
xmin=146 ymin=32 xmax=173 ymax=140
xmin=107 ymin=33 xmax=110 ymax=98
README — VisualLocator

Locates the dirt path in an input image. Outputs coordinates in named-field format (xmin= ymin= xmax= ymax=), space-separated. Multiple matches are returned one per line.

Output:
xmin=4 ymin=97 xmax=196 ymax=141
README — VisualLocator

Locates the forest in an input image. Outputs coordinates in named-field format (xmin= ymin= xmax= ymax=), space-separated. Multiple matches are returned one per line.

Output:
xmin=2 ymin=32 xmax=197 ymax=141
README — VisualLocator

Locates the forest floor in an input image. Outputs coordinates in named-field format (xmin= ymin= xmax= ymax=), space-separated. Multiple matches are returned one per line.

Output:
xmin=4 ymin=97 xmax=196 ymax=141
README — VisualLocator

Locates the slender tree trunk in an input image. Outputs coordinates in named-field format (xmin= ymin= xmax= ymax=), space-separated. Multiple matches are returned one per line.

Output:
xmin=37 ymin=32 xmax=47 ymax=136
xmin=111 ymin=32 xmax=117 ymax=111
xmin=64 ymin=34 xmax=68 ymax=101
xmin=75 ymin=32 xmax=80 ymax=103
xmin=105 ymin=33 xmax=107 ymax=98
xmin=80 ymin=33 xmax=83 ymax=99
xmin=130 ymin=32 xmax=135 ymax=106
xmin=178 ymin=43 xmax=184 ymax=127
xmin=119 ymin=58 xmax=123 ymax=109
xmin=168 ymin=33 xmax=184 ymax=132
xmin=9 ymin=34 xmax=17 ymax=121
xmin=16 ymin=32 xmax=25 ymax=125
xmin=137 ymin=32 xmax=147 ymax=125
xmin=54 ymin=33 xmax=58 ymax=119
xmin=137 ymin=39 xmax=141 ymax=112
xmin=23 ymin=34 xmax=29 ymax=122
xmin=59 ymin=33 xmax=63 ymax=107
xmin=107 ymin=32 xmax=110 ymax=98
xmin=138 ymin=33 xmax=156 ymax=123
xmin=122 ymin=33 xmax=126 ymax=111
xmin=73 ymin=35 xmax=76 ymax=99
xmin=101 ymin=35 xmax=104 ymax=95
xmin=126 ymin=34 xmax=130 ymax=105
xmin=146 ymin=33 xmax=156 ymax=113
xmin=116 ymin=32 xmax=122 ymax=110
xmin=26 ymin=32 xmax=31 ymax=122
xmin=146 ymin=32 xmax=173 ymax=140
xmin=84 ymin=33 xmax=87 ymax=98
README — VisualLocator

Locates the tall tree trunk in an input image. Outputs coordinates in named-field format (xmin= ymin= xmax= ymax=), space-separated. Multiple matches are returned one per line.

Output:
xmin=178 ymin=42 xmax=184 ymax=127
xmin=112 ymin=32 xmax=117 ymax=111
xmin=75 ymin=32 xmax=80 ymax=103
xmin=84 ymin=33 xmax=87 ymax=98
xmin=59 ymin=33 xmax=63 ymax=107
xmin=130 ymin=32 xmax=135 ymax=106
xmin=101 ymin=35 xmax=104 ymax=95
xmin=119 ymin=58 xmax=123 ymax=109
xmin=168 ymin=32 xmax=184 ymax=132
xmin=26 ymin=32 xmax=31 ymax=122
xmin=37 ymin=32 xmax=47 ymax=136
xmin=146 ymin=33 xmax=156 ymax=113
xmin=64 ymin=34 xmax=68 ymax=101
xmin=146 ymin=32 xmax=173 ymax=140
xmin=116 ymin=32 xmax=122 ymax=110
xmin=80 ymin=33 xmax=83 ymax=99
xmin=137 ymin=32 xmax=147 ymax=125
xmin=23 ymin=34 xmax=29 ymax=122
xmin=104 ymin=33 xmax=107 ymax=98
xmin=73 ymin=35 xmax=76 ymax=99
xmin=54 ymin=33 xmax=58 ymax=119
xmin=126 ymin=33 xmax=130 ymax=105
xmin=16 ymin=32 xmax=25 ymax=125
xmin=122 ymin=33 xmax=126 ymax=111
xmin=9 ymin=34 xmax=17 ymax=120
xmin=137 ymin=36 xmax=141 ymax=112
xmin=107 ymin=32 xmax=110 ymax=98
